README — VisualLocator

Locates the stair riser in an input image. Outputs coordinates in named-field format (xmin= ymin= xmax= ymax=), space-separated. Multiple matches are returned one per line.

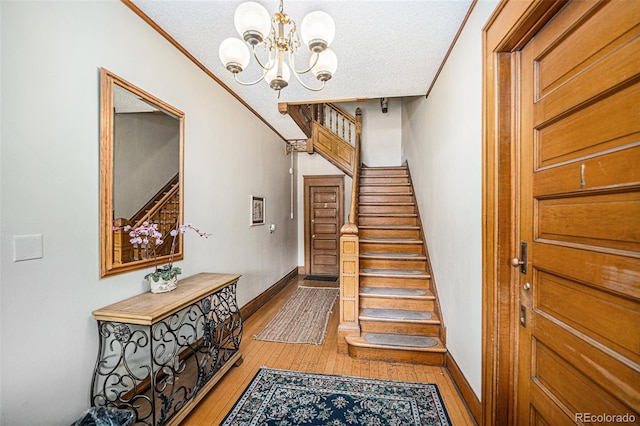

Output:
xmin=359 ymin=320 xmax=440 ymax=336
xmin=360 ymin=194 xmax=413 ymax=204
xmin=360 ymin=258 xmax=427 ymax=271
xmin=359 ymin=204 xmax=416 ymax=214
xmin=359 ymin=297 xmax=435 ymax=311
xmin=360 ymin=177 xmax=409 ymax=185
xmin=359 ymin=228 xmax=420 ymax=239
xmin=347 ymin=346 xmax=445 ymax=366
xmin=359 ymin=242 xmax=424 ymax=254
xmin=360 ymin=275 xmax=430 ymax=289
xmin=360 ymin=185 xmax=412 ymax=194
xmin=358 ymin=216 xmax=418 ymax=226
xmin=361 ymin=168 xmax=408 ymax=177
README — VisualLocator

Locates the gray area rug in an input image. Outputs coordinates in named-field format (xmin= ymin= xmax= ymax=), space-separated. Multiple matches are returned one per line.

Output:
xmin=254 ymin=286 xmax=339 ymax=345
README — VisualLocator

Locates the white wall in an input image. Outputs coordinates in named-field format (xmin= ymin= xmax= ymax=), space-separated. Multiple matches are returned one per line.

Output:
xmin=401 ymin=0 xmax=499 ymax=400
xmin=337 ymin=98 xmax=402 ymax=167
xmin=0 ymin=1 xmax=297 ymax=424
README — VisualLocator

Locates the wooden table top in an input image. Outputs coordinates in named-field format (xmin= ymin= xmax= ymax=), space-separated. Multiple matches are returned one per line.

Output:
xmin=92 ymin=273 xmax=241 ymax=325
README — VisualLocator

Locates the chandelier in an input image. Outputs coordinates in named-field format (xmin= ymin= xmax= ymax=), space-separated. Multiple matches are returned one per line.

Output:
xmin=218 ymin=1 xmax=337 ymax=96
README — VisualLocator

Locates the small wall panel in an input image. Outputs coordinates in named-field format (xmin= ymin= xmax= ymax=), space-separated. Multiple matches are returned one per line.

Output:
xmin=533 ymin=242 xmax=640 ymax=299
xmin=537 ymin=85 xmax=640 ymax=168
xmin=534 ymin=33 xmax=640 ymax=126
xmin=534 ymin=144 xmax=640 ymax=196
xmin=537 ymin=192 xmax=640 ymax=252
xmin=536 ymin=1 xmax=639 ymax=97
xmin=536 ymin=271 xmax=640 ymax=362
xmin=314 ymin=208 xmax=337 ymax=218
xmin=313 ymin=223 xmax=337 ymax=234
xmin=314 ymin=254 xmax=337 ymax=265
xmin=534 ymin=339 xmax=636 ymax=418
xmin=533 ymin=314 xmax=639 ymax=411
xmin=313 ymin=192 xmax=337 ymax=203
xmin=530 ymin=384 xmax=578 ymax=426
xmin=313 ymin=239 xmax=337 ymax=250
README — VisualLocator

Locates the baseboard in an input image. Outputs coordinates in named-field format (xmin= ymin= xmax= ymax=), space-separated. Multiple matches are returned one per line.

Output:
xmin=240 ymin=268 xmax=298 ymax=320
xmin=445 ymin=352 xmax=481 ymax=424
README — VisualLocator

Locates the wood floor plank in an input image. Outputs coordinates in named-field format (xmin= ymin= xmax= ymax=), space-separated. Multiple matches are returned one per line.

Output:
xmin=182 ymin=275 xmax=475 ymax=425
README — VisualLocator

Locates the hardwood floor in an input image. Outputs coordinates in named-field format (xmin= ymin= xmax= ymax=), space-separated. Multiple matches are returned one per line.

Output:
xmin=183 ymin=275 xmax=476 ymax=425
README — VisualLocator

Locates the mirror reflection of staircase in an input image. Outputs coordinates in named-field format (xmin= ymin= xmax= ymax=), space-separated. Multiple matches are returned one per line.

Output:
xmin=113 ymin=173 xmax=180 ymax=263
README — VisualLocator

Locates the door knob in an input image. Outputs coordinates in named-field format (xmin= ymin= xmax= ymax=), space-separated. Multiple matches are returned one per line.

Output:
xmin=511 ymin=258 xmax=524 ymax=267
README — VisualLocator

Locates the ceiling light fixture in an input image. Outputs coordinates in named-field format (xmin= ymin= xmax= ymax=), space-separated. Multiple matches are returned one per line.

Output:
xmin=219 ymin=1 xmax=337 ymax=96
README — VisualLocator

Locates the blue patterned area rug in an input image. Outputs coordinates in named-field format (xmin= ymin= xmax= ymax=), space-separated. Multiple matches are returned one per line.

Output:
xmin=221 ymin=367 xmax=452 ymax=425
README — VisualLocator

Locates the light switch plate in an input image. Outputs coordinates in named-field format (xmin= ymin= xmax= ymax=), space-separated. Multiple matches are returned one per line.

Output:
xmin=13 ymin=234 xmax=43 ymax=261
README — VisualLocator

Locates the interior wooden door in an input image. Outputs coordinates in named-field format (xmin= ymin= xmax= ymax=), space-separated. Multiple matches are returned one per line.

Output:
xmin=516 ymin=1 xmax=640 ymax=423
xmin=304 ymin=175 xmax=344 ymax=276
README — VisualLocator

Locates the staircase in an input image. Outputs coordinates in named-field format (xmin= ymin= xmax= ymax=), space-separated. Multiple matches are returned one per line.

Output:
xmin=343 ymin=165 xmax=447 ymax=365
xmin=280 ymin=101 xmax=446 ymax=365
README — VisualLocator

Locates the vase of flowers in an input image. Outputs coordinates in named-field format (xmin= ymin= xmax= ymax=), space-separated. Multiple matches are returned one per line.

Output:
xmin=121 ymin=222 xmax=210 ymax=293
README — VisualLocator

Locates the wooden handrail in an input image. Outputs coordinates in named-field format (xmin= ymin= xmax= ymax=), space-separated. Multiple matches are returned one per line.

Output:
xmin=348 ymin=108 xmax=362 ymax=224
xmin=130 ymin=173 xmax=179 ymax=224
xmin=315 ymin=103 xmax=357 ymax=145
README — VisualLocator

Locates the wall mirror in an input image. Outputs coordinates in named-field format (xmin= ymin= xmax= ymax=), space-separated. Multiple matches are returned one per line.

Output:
xmin=100 ymin=68 xmax=184 ymax=277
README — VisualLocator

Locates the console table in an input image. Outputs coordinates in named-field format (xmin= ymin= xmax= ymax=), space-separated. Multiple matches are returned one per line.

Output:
xmin=91 ymin=273 xmax=243 ymax=426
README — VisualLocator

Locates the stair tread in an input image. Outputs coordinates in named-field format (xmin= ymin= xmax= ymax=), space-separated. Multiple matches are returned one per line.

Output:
xmin=363 ymin=333 xmax=441 ymax=349
xmin=359 ymin=213 xmax=417 ymax=217
xmin=361 ymin=268 xmax=425 ymax=275
xmin=361 ymin=287 xmax=431 ymax=297
xmin=360 ymin=191 xmax=413 ymax=195
xmin=359 ymin=202 xmax=415 ymax=206
xmin=361 ymin=237 xmax=421 ymax=242
xmin=359 ymin=225 xmax=420 ymax=229
xmin=345 ymin=334 xmax=446 ymax=352
xmin=361 ymin=252 xmax=424 ymax=258
xmin=360 ymin=183 xmax=411 ymax=187
xmin=362 ymin=308 xmax=433 ymax=320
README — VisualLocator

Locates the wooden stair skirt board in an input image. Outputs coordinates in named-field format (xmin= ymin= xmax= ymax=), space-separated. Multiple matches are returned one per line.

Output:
xmin=346 ymin=165 xmax=446 ymax=366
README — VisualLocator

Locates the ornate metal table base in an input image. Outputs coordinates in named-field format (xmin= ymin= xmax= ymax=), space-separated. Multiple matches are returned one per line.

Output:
xmin=91 ymin=274 xmax=242 ymax=426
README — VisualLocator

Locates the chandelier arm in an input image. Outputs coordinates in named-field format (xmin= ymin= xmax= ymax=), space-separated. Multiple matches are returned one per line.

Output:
xmin=290 ymin=67 xmax=326 ymax=91
xmin=233 ymin=70 xmax=268 ymax=86
xmin=287 ymin=50 xmax=319 ymax=75
xmin=252 ymin=44 xmax=276 ymax=71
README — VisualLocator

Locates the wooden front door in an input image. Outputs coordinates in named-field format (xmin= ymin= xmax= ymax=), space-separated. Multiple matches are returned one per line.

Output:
xmin=304 ymin=175 xmax=344 ymax=276
xmin=516 ymin=1 xmax=640 ymax=423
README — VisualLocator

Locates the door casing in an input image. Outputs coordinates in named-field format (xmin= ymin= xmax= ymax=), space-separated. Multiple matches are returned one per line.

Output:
xmin=482 ymin=1 xmax=567 ymax=424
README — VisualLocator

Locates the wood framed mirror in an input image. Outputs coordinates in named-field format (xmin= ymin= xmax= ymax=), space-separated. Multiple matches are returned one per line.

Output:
xmin=100 ymin=68 xmax=184 ymax=278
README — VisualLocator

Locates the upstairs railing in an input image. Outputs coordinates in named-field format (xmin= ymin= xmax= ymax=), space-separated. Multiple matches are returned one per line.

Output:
xmin=337 ymin=108 xmax=362 ymax=353
xmin=113 ymin=175 xmax=180 ymax=264
xmin=313 ymin=103 xmax=357 ymax=147
xmin=281 ymin=102 xmax=358 ymax=177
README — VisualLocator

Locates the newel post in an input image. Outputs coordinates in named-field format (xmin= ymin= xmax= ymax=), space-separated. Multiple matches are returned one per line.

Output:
xmin=338 ymin=222 xmax=360 ymax=353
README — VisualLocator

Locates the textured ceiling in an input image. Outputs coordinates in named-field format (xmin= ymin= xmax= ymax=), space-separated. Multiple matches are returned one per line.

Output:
xmin=129 ymin=0 xmax=473 ymax=139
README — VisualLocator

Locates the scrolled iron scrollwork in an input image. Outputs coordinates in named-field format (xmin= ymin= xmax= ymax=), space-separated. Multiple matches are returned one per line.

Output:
xmin=91 ymin=280 xmax=242 ymax=426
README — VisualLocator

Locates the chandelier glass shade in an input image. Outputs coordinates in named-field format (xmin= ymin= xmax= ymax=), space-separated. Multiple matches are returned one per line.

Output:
xmin=218 ymin=1 xmax=337 ymax=95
